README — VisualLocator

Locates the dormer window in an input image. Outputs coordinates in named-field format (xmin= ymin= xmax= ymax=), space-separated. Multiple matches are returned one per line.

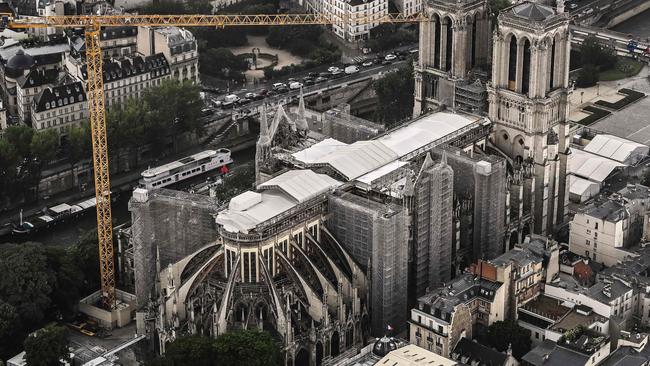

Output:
xmin=45 ymin=102 xmax=50 ymax=109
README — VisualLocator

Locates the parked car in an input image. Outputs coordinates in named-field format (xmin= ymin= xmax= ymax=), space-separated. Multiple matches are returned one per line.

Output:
xmin=328 ymin=66 xmax=340 ymax=73
xmin=362 ymin=60 xmax=374 ymax=67
xmin=382 ymin=60 xmax=392 ymax=65
xmin=319 ymin=72 xmax=331 ymax=79
xmin=567 ymin=2 xmax=578 ymax=9
xmin=237 ymin=98 xmax=251 ymax=105
xmin=315 ymin=76 xmax=328 ymax=83
xmin=345 ymin=65 xmax=360 ymax=74
xmin=272 ymin=82 xmax=286 ymax=90
xmin=224 ymin=94 xmax=239 ymax=103
xmin=289 ymin=81 xmax=303 ymax=90
xmin=385 ymin=54 xmax=397 ymax=61
xmin=244 ymin=92 xmax=255 ymax=99
xmin=304 ymin=79 xmax=315 ymax=86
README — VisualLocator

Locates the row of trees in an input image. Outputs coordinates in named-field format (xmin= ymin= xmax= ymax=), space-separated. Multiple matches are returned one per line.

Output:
xmin=365 ymin=23 xmax=418 ymax=52
xmin=576 ymin=37 xmax=618 ymax=87
xmin=0 ymin=126 xmax=60 ymax=205
xmin=147 ymin=332 xmax=281 ymax=366
xmin=0 ymin=231 xmax=100 ymax=360
xmin=0 ymin=80 xmax=203 ymax=206
xmin=373 ymin=62 xmax=415 ymax=125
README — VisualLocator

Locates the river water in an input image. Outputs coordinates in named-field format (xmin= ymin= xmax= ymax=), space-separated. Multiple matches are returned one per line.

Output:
xmin=3 ymin=146 xmax=255 ymax=246
xmin=612 ymin=9 xmax=650 ymax=38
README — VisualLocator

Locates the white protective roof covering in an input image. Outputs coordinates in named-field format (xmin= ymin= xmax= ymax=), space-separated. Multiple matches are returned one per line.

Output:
xmin=258 ymin=169 xmax=341 ymax=203
xmin=570 ymin=148 xmax=626 ymax=183
xmin=356 ymin=160 xmax=408 ymax=185
xmin=291 ymin=138 xmax=348 ymax=164
xmin=216 ymin=170 xmax=341 ymax=233
xmin=376 ymin=111 xmax=476 ymax=157
xmin=584 ymin=134 xmax=649 ymax=164
xmin=293 ymin=140 xmax=398 ymax=180
xmin=569 ymin=176 xmax=601 ymax=201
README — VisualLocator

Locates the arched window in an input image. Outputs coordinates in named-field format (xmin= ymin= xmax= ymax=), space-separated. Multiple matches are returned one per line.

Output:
xmin=508 ymin=36 xmax=518 ymax=91
xmin=522 ymin=39 xmax=531 ymax=95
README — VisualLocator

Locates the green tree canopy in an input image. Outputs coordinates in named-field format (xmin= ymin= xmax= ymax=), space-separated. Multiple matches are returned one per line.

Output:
xmin=576 ymin=63 xmax=599 ymax=88
xmin=215 ymin=330 xmax=281 ymax=366
xmin=580 ymin=37 xmax=617 ymax=71
xmin=374 ymin=62 xmax=415 ymax=125
xmin=147 ymin=330 xmax=281 ymax=366
xmin=484 ymin=320 xmax=532 ymax=360
xmin=199 ymin=48 xmax=249 ymax=81
xmin=0 ymin=301 xmax=22 ymax=359
xmin=30 ymin=129 xmax=59 ymax=166
xmin=0 ymin=243 xmax=53 ymax=326
xmin=3 ymin=125 xmax=34 ymax=159
xmin=23 ymin=324 xmax=70 ymax=366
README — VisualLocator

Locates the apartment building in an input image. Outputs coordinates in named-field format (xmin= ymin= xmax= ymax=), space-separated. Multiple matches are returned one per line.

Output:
xmin=66 ymin=53 xmax=171 ymax=108
xmin=31 ymin=81 xmax=87 ymax=140
xmin=137 ymin=27 xmax=199 ymax=84
xmin=570 ymin=198 xmax=638 ymax=267
xmin=409 ymin=272 xmax=506 ymax=357
xmin=393 ymin=0 xmax=422 ymax=16
xmin=325 ymin=0 xmax=389 ymax=42
xmin=100 ymin=26 xmax=138 ymax=59
xmin=471 ymin=235 xmax=559 ymax=318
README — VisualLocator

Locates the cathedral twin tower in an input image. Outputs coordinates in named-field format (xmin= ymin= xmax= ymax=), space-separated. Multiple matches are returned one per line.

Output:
xmin=415 ymin=0 xmax=571 ymax=236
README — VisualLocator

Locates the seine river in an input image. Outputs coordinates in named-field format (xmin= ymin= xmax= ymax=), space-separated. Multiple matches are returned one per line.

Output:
xmin=612 ymin=9 xmax=650 ymax=38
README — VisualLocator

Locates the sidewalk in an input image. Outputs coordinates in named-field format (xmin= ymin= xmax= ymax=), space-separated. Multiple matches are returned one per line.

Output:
xmin=568 ymin=65 xmax=649 ymax=121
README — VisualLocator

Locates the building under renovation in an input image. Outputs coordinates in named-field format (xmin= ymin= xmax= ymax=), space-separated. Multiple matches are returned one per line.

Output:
xmin=126 ymin=89 xmax=513 ymax=365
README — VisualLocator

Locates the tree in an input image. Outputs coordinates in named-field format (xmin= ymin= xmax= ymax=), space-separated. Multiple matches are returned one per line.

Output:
xmin=199 ymin=48 xmax=249 ymax=81
xmin=374 ymin=63 xmax=415 ymax=125
xmin=70 ymin=229 xmax=101 ymax=294
xmin=65 ymin=123 xmax=91 ymax=189
xmin=366 ymin=24 xmax=418 ymax=52
xmin=483 ymin=320 xmax=532 ymax=360
xmin=0 ymin=243 xmax=53 ymax=327
xmin=44 ymin=246 xmax=84 ymax=318
xmin=144 ymin=80 xmax=204 ymax=141
xmin=0 ymin=138 xmax=19 ymax=203
xmin=23 ymin=324 xmax=70 ymax=366
xmin=3 ymin=125 xmax=34 ymax=159
xmin=214 ymin=330 xmax=281 ymax=366
xmin=489 ymin=0 xmax=511 ymax=27
xmin=30 ymin=129 xmax=59 ymax=167
xmin=156 ymin=336 xmax=217 ymax=366
xmin=576 ymin=64 xmax=599 ymax=88
xmin=0 ymin=301 xmax=22 ymax=360
xmin=580 ymin=36 xmax=617 ymax=71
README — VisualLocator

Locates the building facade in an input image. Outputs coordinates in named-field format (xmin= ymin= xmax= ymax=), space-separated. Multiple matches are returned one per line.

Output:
xmin=325 ymin=0 xmax=389 ymax=42
xmin=413 ymin=0 xmax=491 ymax=116
xmin=137 ymin=26 xmax=200 ymax=84
xmin=487 ymin=2 xmax=571 ymax=236
xmin=328 ymin=192 xmax=409 ymax=336
xmin=31 ymin=81 xmax=87 ymax=140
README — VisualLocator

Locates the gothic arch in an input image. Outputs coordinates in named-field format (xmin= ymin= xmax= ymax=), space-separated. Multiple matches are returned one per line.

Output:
xmin=331 ymin=331 xmax=341 ymax=357
xmin=294 ymin=348 xmax=309 ymax=366
xmin=316 ymin=342 xmax=324 ymax=366
xmin=521 ymin=38 xmax=532 ymax=95
xmin=512 ymin=134 xmax=527 ymax=162
xmin=433 ymin=13 xmax=442 ymax=69
xmin=442 ymin=16 xmax=453 ymax=72
xmin=507 ymin=34 xmax=518 ymax=90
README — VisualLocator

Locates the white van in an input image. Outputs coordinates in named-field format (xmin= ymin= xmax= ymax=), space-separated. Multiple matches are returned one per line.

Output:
xmin=345 ymin=65 xmax=359 ymax=74
xmin=224 ymin=94 xmax=239 ymax=103
xmin=289 ymin=82 xmax=303 ymax=90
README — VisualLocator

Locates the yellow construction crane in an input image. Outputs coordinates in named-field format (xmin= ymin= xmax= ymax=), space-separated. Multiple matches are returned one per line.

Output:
xmin=1 ymin=11 xmax=427 ymax=308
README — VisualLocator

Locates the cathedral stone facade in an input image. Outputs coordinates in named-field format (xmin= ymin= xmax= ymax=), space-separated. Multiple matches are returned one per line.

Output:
xmin=413 ymin=0 xmax=491 ymax=116
xmin=487 ymin=2 xmax=571 ymax=235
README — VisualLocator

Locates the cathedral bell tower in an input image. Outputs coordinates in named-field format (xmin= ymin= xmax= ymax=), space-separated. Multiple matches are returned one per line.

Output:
xmin=413 ymin=0 xmax=490 ymax=116
xmin=487 ymin=2 xmax=571 ymax=235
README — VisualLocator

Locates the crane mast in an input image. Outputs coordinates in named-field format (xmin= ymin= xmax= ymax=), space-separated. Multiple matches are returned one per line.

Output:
xmin=1 ymin=12 xmax=428 ymax=308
